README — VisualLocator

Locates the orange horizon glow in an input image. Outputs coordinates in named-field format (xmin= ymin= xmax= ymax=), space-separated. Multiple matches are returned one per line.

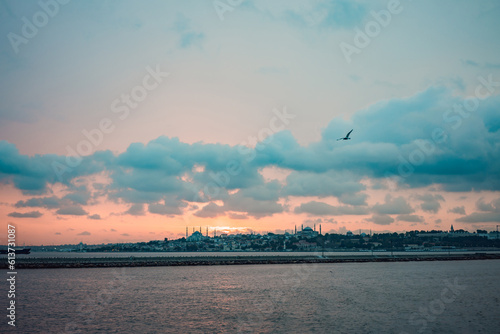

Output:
xmin=2 ymin=180 xmax=498 ymax=246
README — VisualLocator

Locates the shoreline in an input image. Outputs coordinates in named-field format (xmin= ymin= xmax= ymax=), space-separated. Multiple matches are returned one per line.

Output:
xmin=3 ymin=253 xmax=500 ymax=269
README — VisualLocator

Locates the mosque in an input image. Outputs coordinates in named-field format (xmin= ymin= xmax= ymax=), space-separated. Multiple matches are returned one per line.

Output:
xmin=295 ymin=225 xmax=320 ymax=238
xmin=185 ymin=224 xmax=322 ymax=240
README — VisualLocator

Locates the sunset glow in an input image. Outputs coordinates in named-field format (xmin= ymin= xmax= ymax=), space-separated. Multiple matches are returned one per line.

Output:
xmin=1 ymin=0 xmax=500 ymax=246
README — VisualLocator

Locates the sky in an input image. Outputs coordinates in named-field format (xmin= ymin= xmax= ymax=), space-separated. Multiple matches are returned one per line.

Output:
xmin=1 ymin=0 xmax=500 ymax=245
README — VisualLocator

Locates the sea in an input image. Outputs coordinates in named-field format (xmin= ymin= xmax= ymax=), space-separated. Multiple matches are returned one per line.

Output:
xmin=11 ymin=250 xmax=500 ymax=258
xmin=2 ymin=257 xmax=499 ymax=333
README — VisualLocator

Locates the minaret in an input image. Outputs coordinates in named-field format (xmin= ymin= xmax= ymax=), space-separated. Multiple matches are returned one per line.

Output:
xmin=206 ymin=226 xmax=208 ymax=237
xmin=301 ymin=224 xmax=303 ymax=231
xmin=295 ymin=225 xmax=297 ymax=234
xmin=320 ymin=224 xmax=322 ymax=235
xmin=186 ymin=227 xmax=188 ymax=238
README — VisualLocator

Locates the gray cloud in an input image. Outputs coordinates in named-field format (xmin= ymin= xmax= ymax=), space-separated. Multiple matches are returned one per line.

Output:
xmin=15 ymin=196 xmax=61 ymax=209
xmin=304 ymin=218 xmax=337 ymax=225
xmin=124 ymin=203 xmax=145 ymax=216
xmin=194 ymin=202 xmax=225 ymax=218
xmin=62 ymin=186 xmax=91 ymax=205
xmin=338 ymin=192 xmax=369 ymax=206
xmin=223 ymin=191 xmax=284 ymax=219
xmin=366 ymin=214 xmax=395 ymax=225
xmin=282 ymin=171 xmax=365 ymax=198
xmin=294 ymin=201 xmax=369 ymax=216
xmin=56 ymin=206 xmax=88 ymax=216
xmin=1 ymin=88 xmax=500 ymax=222
xmin=0 ymin=140 xmax=111 ymax=194
xmin=7 ymin=211 xmax=43 ymax=218
xmin=372 ymin=195 xmax=414 ymax=215
xmin=148 ymin=197 xmax=187 ymax=216
xmin=476 ymin=197 xmax=498 ymax=212
xmin=456 ymin=212 xmax=500 ymax=223
xmin=448 ymin=206 xmax=466 ymax=215
xmin=227 ymin=212 xmax=248 ymax=220
xmin=456 ymin=198 xmax=500 ymax=222
xmin=396 ymin=214 xmax=424 ymax=223
xmin=415 ymin=194 xmax=445 ymax=213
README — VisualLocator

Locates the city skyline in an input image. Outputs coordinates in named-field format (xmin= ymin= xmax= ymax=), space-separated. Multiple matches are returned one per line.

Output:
xmin=1 ymin=0 xmax=500 ymax=245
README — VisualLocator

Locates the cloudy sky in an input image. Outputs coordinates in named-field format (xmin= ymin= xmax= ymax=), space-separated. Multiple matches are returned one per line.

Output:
xmin=1 ymin=0 xmax=500 ymax=245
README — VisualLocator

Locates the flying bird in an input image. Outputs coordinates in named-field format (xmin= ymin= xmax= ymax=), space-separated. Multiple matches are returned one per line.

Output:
xmin=337 ymin=129 xmax=353 ymax=141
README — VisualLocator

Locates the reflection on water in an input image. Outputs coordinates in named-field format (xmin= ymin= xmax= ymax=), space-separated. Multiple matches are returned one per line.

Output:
xmin=2 ymin=260 xmax=499 ymax=333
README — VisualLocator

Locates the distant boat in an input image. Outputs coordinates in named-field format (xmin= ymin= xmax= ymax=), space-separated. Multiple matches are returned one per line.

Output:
xmin=0 ymin=248 xmax=31 ymax=255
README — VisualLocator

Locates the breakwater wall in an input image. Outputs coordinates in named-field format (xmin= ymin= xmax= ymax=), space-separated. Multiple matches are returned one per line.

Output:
xmin=3 ymin=253 xmax=500 ymax=269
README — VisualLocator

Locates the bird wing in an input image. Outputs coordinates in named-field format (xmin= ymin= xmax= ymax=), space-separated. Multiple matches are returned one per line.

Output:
xmin=346 ymin=129 xmax=353 ymax=138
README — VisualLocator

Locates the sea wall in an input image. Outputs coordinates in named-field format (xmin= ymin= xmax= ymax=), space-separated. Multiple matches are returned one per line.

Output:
xmin=3 ymin=253 xmax=500 ymax=269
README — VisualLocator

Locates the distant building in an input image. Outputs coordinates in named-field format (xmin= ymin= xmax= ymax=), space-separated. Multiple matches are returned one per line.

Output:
xmin=405 ymin=244 xmax=423 ymax=250
xmin=293 ymin=240 xmax=317 ymax=250
xmin=297 ymin=226 xmax=319 ymax=238
xmin=187 ymin=231 xmax=204 ymax=242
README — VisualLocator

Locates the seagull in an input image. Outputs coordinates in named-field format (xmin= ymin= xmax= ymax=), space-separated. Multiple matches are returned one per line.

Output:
xmin=337 ymin=129 xmax=353 ymax=141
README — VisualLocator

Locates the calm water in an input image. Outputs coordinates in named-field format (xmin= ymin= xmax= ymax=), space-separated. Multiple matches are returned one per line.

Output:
xmin=2 ymin=260 xmax=499 ymax=333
